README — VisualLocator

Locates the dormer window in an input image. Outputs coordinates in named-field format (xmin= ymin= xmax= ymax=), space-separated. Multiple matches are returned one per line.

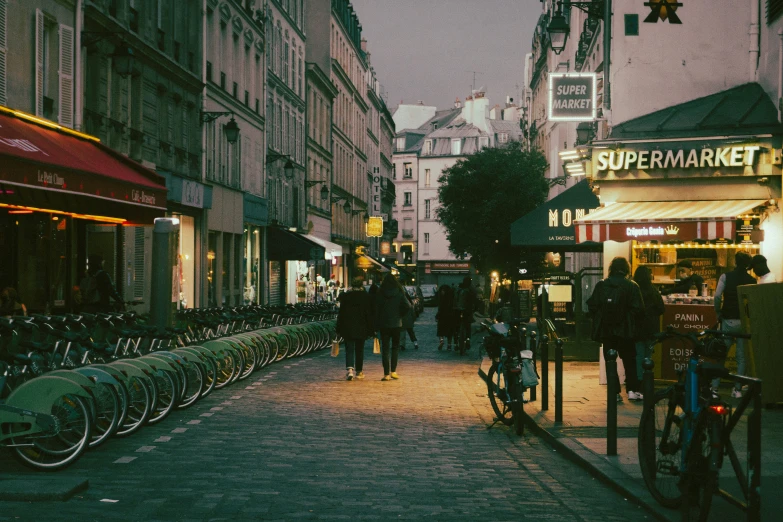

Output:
xmin=423 ymin=139 xmax=433 ymax=155
xmin=479 ymin=136 xmax=489 ymax=150
xmin=451 ymin=139 xmax=461 ymax=155
xmin=498 ymin=132 xmax=508 ymax=144
xmin=396 ymin=137 xmax=405 ymax=151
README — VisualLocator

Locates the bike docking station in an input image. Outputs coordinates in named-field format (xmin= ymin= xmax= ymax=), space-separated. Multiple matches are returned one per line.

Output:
xmin=640 ymin=353 xmax=763 ymax=521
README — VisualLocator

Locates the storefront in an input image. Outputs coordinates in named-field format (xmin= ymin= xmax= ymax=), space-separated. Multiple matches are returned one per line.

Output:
xmin=159 ymin=172 xmax=212 ymax=310
xmin=574 ymin=83 xmax=783 ymax=376
xmin=266 ymin=226 xmax=325 ymax=305
xmin=0 ymin=108 xmax=167 ymax=314
xmin=243 ymin=193 xmax=268 ymax=305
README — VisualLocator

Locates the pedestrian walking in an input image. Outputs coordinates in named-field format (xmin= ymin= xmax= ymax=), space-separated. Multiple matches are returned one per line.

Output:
xmin=751 ymin=254 xmax=776 ymax=284
xmin=587 ymin=257 xmax=645 ymax=402
xmin=400 ymin=291 xmax=419 ymax=351
xmin=633 ymin=266 xmax=664 ymax=383
xmin=336 ymin=276 xmax=374 ymax=381
xmin=436 ymin=284 xmax=457 ymax=350
xmin=80 ymin=254 xmax=123 ymax=313
xmin=454 ymin=276 xmax=479 ymax=355
xmin=714 ymin=251 xmax=756 ymax=398
xmin=374 ymin=273 xmax=411 ymax=381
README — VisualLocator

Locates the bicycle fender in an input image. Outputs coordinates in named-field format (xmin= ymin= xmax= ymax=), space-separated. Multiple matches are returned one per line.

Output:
xmin=5 ymin=375 xmax=93 ymax=414
xmin=114 ymin=359 xmax=157 ymax=378
xmin=180 ymin=346 xmax=218 ymax=361
xmin=137 ymin=355 xmax=178 ymax=375
xmin=74 ymin=366 xmax=121 ymax=387
xmin=90 ymin=363 xmax=131 ymax=383
xmin=108 ymin=360 xmax=151 ymax=381
xmin=45 ymin=369 xmax=97 ymax=392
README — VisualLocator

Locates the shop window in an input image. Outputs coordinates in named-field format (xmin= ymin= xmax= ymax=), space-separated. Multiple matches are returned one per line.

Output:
xmin=207 ymin=231 xmax=217 ymax=307
xmin=222 ymin=233 xmax=231 ymax=305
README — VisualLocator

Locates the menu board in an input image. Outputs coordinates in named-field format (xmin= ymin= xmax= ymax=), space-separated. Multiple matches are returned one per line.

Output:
xmin=680 ymin=257 xmax=719 ymax=289
xmin=518 ymin=289 xmax=532 ymax=319
xmin=659 ymin=304 xmax=718 ymax=380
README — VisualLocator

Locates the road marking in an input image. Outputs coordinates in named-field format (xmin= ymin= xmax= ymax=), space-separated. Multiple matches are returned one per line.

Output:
xmin=210 ymin=406 xmax=224 ymax=411
xmin=200 ymin=412 xmax=214 ymax=417
xmin=187 ymin=419 xmax=201 ymax=425
xmin=100 ymin=499 xmax=119 ymax=503
xmin=136 ymin=446 xmax=156 ymax=453
xmin=114 ymin=456 xmax=137 ymax=464
xmin=221 ymin=401 xmax=233 ymax=406
xmin=154 ymin=436 xmax=172 ymax=442
xmin=230 ymin=396 xmax=243 ymax=399
xmin=171 ymin=428 xmax=188 ymax=433
xmin=245 ymin=386 xmax=256 ymax=390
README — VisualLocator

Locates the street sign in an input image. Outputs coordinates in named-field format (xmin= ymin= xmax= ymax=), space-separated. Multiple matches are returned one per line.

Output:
xmin=366 ymin=216 xmax=383 ymax=237
xmin=548 ymin=72 xmax=597 ymax=122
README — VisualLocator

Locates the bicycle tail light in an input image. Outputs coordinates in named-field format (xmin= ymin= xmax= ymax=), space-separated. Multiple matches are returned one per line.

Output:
xmin=708 ymin=403 xmax=730 ymax=416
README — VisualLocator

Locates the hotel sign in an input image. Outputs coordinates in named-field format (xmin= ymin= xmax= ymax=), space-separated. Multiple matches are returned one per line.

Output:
xmin=548 ymin=73 xmax=597 ymax=122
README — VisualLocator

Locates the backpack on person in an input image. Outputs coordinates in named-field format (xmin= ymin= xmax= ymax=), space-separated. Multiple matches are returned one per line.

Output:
xmin=80 ymin=272 xmax=101 ymax=305
xmin=454 ymin=288 xmax=469 ymax=311
xmin=592 ymin=278 xmax=634 ymax=340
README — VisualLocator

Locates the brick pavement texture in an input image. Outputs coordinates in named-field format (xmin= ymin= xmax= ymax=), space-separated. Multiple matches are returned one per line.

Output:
xmin=1 ymin=309 xmax=654 ymax=521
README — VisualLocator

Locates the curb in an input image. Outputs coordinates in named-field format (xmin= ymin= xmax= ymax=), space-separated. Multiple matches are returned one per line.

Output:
xmin=0 ymin=477 xmax=89 ymax=502
xmin=523 ymin=413 xmax=678 ymax=522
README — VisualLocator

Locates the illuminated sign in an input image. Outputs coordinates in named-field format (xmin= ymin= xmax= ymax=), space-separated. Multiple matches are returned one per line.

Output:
xmin=548 ymin=73 xmax=597 ymax=122
xmin=595 ymin=145 xmax=760 ymax=172
xmin=366 ymin=216 xmax=383 ymax=237
xmin=371 ymin=167 xmax=382 ymax=216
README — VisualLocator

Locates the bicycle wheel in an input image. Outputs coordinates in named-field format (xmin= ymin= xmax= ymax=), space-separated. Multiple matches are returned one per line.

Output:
xmin=147 ymin=370 xmax=179 ymax=424
xmin=88 ymin=382 xmax=121 ymax=448
xmin=115 ymin=376 xmax=153 ymax=437
xmin=486 ymin=363 xmax=513 ymax=426
xmin=681 ymin=421 xmax=717 ymax=522
xmin=177 ymin=360 xmax=204 ymax=409
xmin=638 ymin=386 xmax=684 ymax=508
xmin=10 ymin=394 xmax=92 ymax=470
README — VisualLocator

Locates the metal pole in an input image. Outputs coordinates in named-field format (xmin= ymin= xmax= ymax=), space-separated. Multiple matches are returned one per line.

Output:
xmin=604 ymin=0 xmax=612 ymax=111
xmin=150 ymin=218 xmax=179 ymax=330
xmin=541 ymin=334 xmax=549 ymax=411
xmin=748 ymin=381 xmax=762 ymax=522
xmin=529 ymin=330 xmax=537 ymax=402
xmin=606 ymin=348 xmax=618 ymax=456
xmin=555 ymin=338 xmax=564 ymax=423
xmin=642 ymin=357 xmax=655 ymax=411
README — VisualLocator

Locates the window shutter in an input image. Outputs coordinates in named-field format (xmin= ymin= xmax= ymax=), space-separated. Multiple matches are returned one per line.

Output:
xmin=58 ymin=24 xmax=74 ymax=127
xmin=0 ymin=0 xmax=7 ymax=106
xmin=35 ymin=9 xmax=45 ymax=116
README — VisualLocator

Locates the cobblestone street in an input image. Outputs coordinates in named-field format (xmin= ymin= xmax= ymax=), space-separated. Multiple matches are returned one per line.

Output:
xmin=1 ymin=308 xmax=654 ymax=521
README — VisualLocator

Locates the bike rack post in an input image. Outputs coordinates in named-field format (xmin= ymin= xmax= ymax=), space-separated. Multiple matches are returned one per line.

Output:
xmin=748 ymin=380 xmax=762 ymax=522
xmin=529 ymin=330 xmax=537 ymax=402
xmin=540 ymin=334 xmax=549 ymax=411
xmin=605 ymin=349 xmax=618 ymax=456
xmin=642 ymin=357 xmax=655 ymax=411
xmin=555 ymin=338 xmax=564 ymax=423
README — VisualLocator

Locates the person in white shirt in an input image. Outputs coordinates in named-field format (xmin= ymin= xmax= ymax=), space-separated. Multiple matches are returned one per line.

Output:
xmin=751 ymin=255 xmax=777 ymax=284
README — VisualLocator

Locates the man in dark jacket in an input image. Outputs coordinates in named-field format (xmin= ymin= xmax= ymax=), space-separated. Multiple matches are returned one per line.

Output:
xmin=81 ymin=254 xmax=123 ymax=313
xmin=587 ymin=257 xmax=645 ymax=402
xmin=454 ymin=276 xmax=478 ymax=355
xmin=375 ymin=274 xmax=411 ymax=381
xmin=336 ymin=276 xmax=374 ymax=381
xmin=714 ymin=251 xmax=756 ymax=397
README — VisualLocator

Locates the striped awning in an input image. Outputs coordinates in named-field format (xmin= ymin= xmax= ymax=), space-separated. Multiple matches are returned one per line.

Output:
xmin=574 ymin=199 xmax=767 ymax=243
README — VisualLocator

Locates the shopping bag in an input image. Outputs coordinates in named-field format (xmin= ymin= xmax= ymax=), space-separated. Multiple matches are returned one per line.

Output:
xmin=373 ymin=337 xmax=381 ymax=354
xmin=521 ymin=358 xmax=539 ymax=387
xmin=331 ymin=340 xmax=340 ymax=357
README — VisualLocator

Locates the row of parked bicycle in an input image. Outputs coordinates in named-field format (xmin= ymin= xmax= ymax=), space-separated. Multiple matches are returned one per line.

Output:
xmin=0 ymin=304 xmax=339 ymax=471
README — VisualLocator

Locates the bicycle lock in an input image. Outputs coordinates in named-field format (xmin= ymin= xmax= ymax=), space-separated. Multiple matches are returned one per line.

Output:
xmin=605 ymin=349 xmax=618 ymax=456
xmin=555 ymin=338 xmax=564 ymax=423
xmin=540 ymin=334 xmax=549 ymax=411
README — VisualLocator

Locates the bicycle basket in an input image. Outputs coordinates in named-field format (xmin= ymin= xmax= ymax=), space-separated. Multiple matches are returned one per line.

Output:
xmin=483 ymin=336 xmax=501 ymax=359
xmin=703 ymin=335 xmax=730 ymax=361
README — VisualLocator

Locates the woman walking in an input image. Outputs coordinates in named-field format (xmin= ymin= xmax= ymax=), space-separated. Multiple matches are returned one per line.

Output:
xmin=400 ymin=291 xmax=418 ymax=351
xmin=436 ymin=285 xmax=456 ymax=350
xmin=374 ymin=274 xmax=411 ymax=381
xmin=633 ymin=266 xmax=664 ymax=383
xmin=336 ymin=276 xmax=374 ymax=381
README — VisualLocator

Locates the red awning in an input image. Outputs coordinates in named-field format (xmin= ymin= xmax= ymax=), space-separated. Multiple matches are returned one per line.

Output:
xmin=574 ymin=200 xmax=767 ymax=243
xmin=0 ymin=110 xmax=167 ymax=223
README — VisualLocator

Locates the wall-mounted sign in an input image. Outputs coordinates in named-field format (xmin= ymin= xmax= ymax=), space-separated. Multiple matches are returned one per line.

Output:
xmin=644 ymin=0 xmax=683 ymax=25
xmin=366 ymin=216 xmax=383 ymax=237
xmin=426 ymin=261 xmax=470 ymax=273
xmin=548 ymin=73 xmax=597 ymax=122
xmin=594 ymin=145 xmax=760 ymax=172
xmin=371 ymin=167 xmax=382 ymax=216
xmin=380 ymin=241 xmax=391 ymax=254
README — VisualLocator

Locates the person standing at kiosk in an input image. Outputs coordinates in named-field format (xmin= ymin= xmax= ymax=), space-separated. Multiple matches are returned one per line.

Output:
xmin=666 ymin=260 xmax=704 ymax=295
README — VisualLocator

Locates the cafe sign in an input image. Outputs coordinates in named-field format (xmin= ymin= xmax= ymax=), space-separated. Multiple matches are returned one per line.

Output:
xmin=366 ymin=216 xmax=383 ymax=237
xmin=548 ymin=73 xmax=597 ymax=122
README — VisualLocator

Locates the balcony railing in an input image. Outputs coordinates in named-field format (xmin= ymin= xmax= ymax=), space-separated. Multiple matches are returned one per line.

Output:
xmin=402 ymin=229 xmax=414 ymax=239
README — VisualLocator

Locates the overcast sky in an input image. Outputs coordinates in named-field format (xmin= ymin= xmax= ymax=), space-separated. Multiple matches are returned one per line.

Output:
xmin=350 ymin=0 xmax=542 ymax=112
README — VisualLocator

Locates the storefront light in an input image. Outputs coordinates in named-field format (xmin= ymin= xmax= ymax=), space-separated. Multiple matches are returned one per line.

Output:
xmin=0 ymin=203 xmax=125 ymax=223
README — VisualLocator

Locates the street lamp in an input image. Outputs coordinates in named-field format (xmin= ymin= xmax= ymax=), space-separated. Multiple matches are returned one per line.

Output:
xmin=331 ymin=197 xmax=352 ymax=214
xmin=111 ymin=45 xmax=136 ymax=78
xmin=305 ymin=179 xmax=329 ymax=201
xmin=546 ymin=0 xmax=611 ymax=109
xmin=201 ymin=111 xmax=240 ymax=144
xmin=266 ymin=151 xmax=295 ymax=179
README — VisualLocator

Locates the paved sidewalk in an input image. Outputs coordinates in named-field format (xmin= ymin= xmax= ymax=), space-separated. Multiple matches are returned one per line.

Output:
xmin=505 ymin=359 xmax=783 ymax=522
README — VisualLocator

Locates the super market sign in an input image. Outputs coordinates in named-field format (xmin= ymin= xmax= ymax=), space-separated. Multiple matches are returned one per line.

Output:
xmin=548 ymin=73 xmax=597 ymax=122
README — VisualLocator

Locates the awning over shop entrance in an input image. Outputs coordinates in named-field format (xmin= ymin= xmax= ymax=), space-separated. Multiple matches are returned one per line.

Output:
xmin=511 ymin=179 xmax=600 ymax=248
xmin=0 ymin=108 xmax=167 ymax=223
xmin=357 ymin=254 xmax=391 ymax=272
xmin=305 ymin=234 xmax=343 ymax=260
xmin=574 ymin=199 xmax=767 ymax=243
xmin=267 ymin=227 xmax=325 ymax=261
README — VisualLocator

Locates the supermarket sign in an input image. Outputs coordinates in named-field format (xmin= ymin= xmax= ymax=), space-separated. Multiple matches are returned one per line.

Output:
xmin=548 ymin=73 xmax=597 ymax=121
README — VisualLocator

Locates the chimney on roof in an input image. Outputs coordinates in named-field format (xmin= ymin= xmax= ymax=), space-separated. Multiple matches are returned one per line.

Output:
xmin=455 ymin=97 xmax=461 ymax=109
xmin=506 ymin=96 xmax=514 ymax=105
xmin=361 ymin=38 xmax=368 ymax=52
xmin=417 ymin=100 xmax=424 ymax=105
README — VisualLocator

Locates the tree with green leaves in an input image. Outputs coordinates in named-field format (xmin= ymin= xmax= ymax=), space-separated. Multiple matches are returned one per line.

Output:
xmin=437 ymin=143 xmax=549 ymax=275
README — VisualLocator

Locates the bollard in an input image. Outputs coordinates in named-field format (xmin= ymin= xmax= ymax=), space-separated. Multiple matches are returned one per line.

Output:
xmin=555 ymin=338 xmax=564 ymax=423
xmin=540 ymin=334 xmax=549 ymax=411
xmin=606 ymin=348 xmax=618 ymax=456
xmin=529 ymin=331 xmax=537 ymax=402
xmin=150 ymin=217 xmax=180 ymax=330
xmin=642 ymin=357 xmax=655 ymax=411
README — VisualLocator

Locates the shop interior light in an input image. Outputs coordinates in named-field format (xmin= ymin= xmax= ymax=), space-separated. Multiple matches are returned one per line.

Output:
xmin=0 ymin=203 xmax=126 ymax=223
